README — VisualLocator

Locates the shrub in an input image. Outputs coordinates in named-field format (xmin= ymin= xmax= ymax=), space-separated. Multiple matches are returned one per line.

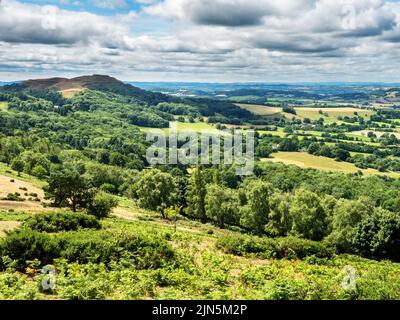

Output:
xmin=99 ymin=183 xmax=117 ymax=194
xmin=86 ymin=192 xmax=118 ymax=219
xmin=57 ymin=231 xmax=120 ymax=265
xmin=276 ymin=237 xmax=334 ymax=259
xmin=32 ymin=165 xmax=48 ymax=179
xmin=216 ymin=234 xmax=278 ymax=258
xmin=1 ymin=192 xmax=24 ymax=202
xmin=24 ymin=212 xmax=101 ymax=232
xmin=0 ymin=229 xmax=59 ymax=270
xmin=0 ymin=229 xmax=175 ymax=271
xmin=57 ymin=231 xmax=175 ymax=269
xmin=116 ymin=232 xmax=175 ymax=269
xmin=216 ymin=234 xmax=333 ymax=260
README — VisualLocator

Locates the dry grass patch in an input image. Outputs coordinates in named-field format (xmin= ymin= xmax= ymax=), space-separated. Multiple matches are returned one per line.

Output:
xmin=0 ymin=174 xmax=52 ymax=212
xmin=0 ymin=221 xmax=21 ymax=237
xmin=60 ymin=88 xmax=84 ymax=98
xmin=236 ymin=104 xmax=282 ymax=116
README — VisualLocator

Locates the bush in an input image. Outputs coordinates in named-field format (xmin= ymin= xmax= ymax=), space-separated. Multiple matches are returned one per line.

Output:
xmin=24 ymin=212 xmax=101 ymax=232
xmin=0 ymin=229 xmax=175 ymax=271
xmin=59 ymin=231 xmax=175 ymax=269
xmin=277 ymin=237 xmax=334 ymax=259
xmin=0 ymin=229 xmax=59 ymax=270
xmin=99 ymin=183 xmax=117 ymax=194
xmin=216 ymin=234 xmax=333 ymax=260
xmin=1 ymin=192 xmax=24 ymax=201
xmin=32 ymin=165 xmax=48 ymax=179
xmin=86 ymin=192 xmax=118 ymax=219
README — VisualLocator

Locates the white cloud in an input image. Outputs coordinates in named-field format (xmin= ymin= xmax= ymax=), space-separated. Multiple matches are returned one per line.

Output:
xmin=135 ymin=0 xmax=158 ymax=4
xmin=91 ymin=0 xmax=127 ymax=9
xmin=0 ymin=0 xmax=135 ymax=45
xmin=1 ymin=0 xmax=400 ymax=82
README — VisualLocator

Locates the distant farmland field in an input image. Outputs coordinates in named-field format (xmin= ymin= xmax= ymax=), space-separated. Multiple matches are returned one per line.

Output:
xmin=264 ymin=152 xmax=400 ymax=177
xmin=236 ymin=103 xmax=373 ymax=123
xmin=0 ymin=102 xmax=8 ymax=111
xmin=351 ymin=130 xmax=400 ymax=139
xmin=295 ymin=107 xmax=373 ymax=122
xmin=139 ymin=121 xmax=225 ymax=135
xmin=235 ymin=103 xmax=282 ymax=115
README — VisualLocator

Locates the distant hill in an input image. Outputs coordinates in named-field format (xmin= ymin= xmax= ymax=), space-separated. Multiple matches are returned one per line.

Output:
xmin=24 ymin=75 xmax=141 ymax=93
xmin=1 ymin=75 xmax=255 ymax=123
xmin=20 ymin=75 xmax=175 ymax=106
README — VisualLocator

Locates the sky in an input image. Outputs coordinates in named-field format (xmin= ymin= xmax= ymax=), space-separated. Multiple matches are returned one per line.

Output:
xmin=1 ymin=0 xmax=400 ymax=82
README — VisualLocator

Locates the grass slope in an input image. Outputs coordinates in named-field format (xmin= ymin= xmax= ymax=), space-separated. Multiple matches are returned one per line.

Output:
xmin=1 ymin=166 xmax=400 ymax=300
xmin=1 ymin=202 xmax=400 ymax=299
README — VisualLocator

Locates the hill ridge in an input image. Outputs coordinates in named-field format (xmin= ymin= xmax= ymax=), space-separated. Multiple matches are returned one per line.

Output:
xmin=24 ymin=74 xmax=123 ymax=91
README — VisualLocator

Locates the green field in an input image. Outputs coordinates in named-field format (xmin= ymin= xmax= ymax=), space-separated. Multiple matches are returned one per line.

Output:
xmin=235 ymin=103 xmax=281 ymax=116
xmin=139 ymin=121 xmax=224 ymax=135
xmin=0 ymin=102 xmax=8 ymax=111
xmin=295 ymin=107 xmax=372 ymax=123
xmin=265 ymin=152 xmax=400 ymax=177
xmin=237 ymin=103 xmax=373 ymax=124
xmin=351 ymin=130 xmax=400 ymax=139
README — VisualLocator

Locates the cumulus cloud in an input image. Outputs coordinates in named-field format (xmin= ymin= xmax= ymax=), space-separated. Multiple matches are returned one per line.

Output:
xmin=1 ymin=0 xmax=400 ymax=81
xmin=0 ymin=0 xmax=134 ymax=45
xmin=143 ymin=0 xmax=316 ymax=26
xmin=135 ymin=0 xmax=157 ymax=4
xmin=183 ymin=0 xmax=273 ymax=27
xmin=91 ymin=0 xmax=127 ymax=9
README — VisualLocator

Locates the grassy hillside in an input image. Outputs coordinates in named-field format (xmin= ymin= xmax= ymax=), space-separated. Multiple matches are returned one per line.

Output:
xmin=0 ymin=167 xmax=400 ymax=300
